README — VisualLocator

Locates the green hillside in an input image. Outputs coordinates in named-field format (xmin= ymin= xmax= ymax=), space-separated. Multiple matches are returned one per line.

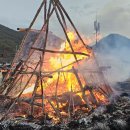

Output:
xmin=0 ymin=24 xmax=24 ymax=62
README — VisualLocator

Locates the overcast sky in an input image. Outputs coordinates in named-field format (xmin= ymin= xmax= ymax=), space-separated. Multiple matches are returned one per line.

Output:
xmin=0 ymin=0 xmax=130 ymax=38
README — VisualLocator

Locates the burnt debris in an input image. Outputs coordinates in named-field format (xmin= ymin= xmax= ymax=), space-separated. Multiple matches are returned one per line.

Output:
xmin=0 ymin=95 xmax=129 ymax=130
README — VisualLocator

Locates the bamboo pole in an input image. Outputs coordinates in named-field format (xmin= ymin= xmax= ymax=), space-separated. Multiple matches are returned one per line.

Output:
xmin=18 ymin=98 xmax=43 ymax=107
xmin=2 ymin=0 xmax=48 ymax=84
xmin=1 ymin=64 xmax=24 ymax=94
xmin=40 ymin=76 xmax=62 ymax=121
xmin=5 ymin=75 xmax=23 ymax=96
xmin=52 ymin=1 xmax=92 ymax=104
xmin=42 ymin=59 xmax=82 ymax=77
xmin=0 ymin=65 xmax=28 ymax=94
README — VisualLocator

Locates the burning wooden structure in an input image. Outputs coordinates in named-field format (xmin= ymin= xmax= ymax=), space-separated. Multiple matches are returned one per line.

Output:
xmin=0 ymin=0 xmax=112 ymax=122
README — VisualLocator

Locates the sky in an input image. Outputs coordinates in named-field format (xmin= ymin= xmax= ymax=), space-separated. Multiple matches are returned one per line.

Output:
xmin=0 ymin=0 xmax=130 ymax=38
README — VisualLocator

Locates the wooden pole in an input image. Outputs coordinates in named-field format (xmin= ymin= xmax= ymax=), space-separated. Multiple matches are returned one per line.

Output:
xmin=52 ymin=0 xmax=79 ymax=64
xmin=57 ymin=0 xmax=112 ymax=97
xmin=55 ymin=1 xmax=67 ymax=30
xmin=44 ymin=0 xmax=47 ymax=22
xmin=31 ymin=47 xmax=89 ymax=57
xmin=30 ymin=0 xmax=53 ymax=115
xmin=10 ymin=6 xmax=55 ymax=79
xmin=30 ymin=75 xmax=40 ymax=115
xmin=40 ymin=77 xmax=44 ymax=112
xmin=59 ymin=58 xmax=66 ymax=81
xmin=12 ymin=0 xmax=46 ymax=64
xmin=43 ymin=59 xmax=82 ymax=77
xmin=55 ymin=72 xmax=60 ymax=109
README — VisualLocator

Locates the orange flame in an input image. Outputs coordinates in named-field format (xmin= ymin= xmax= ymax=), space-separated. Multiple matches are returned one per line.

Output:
xmin=22 ymin=31 xmax=107 ymax=118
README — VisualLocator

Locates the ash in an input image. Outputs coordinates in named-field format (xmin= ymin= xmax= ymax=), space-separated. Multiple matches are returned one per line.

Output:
xmin=0 ymin=95 xmax=130 ymax=130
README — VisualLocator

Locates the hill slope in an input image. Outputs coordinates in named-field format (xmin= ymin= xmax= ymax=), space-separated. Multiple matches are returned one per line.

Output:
xmin=94 ymin=33 xmax=130 ymax=53
xmin=0 ymin=24 xmax=64 ymax=63
xmin=0 ymin=24 xmax=24 ymax=62
xmin=0 ymin=24 xmax=24 ymax=51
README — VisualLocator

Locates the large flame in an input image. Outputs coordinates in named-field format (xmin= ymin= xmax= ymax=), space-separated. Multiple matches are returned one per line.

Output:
xmin=23 ymin=31 xmax=88 ymax=94
xmin=21 ymin=31 xmax=107 ymax=119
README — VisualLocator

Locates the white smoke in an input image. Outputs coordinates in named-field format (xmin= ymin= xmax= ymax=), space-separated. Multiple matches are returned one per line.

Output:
xmin=94 ymin=34 xmax=130 ymax=84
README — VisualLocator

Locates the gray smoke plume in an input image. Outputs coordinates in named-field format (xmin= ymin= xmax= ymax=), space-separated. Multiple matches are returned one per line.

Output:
xmin=93 ymin=34 xmax=130 ymax=85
